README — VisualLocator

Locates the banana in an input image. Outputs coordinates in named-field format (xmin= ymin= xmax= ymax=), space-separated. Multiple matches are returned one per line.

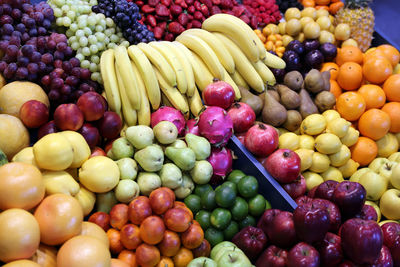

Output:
xmin=114 ymin=46 xmax=141 ymax=110
xmin=213 ymin=32 xmax=265 ymax=93
xmin=221 ymin=68 xmax=241 ymax=100
xmin=127 ymin=45 xmax=161 ymax=110
xmin=160 ymin=41 xmax=196 ymax=97
xmin=99 ymin=49 xmax=122 ymax=116
xmin=131 ymin=61 xmax=151 ymax=126
xmin=137 ymin=43 xmax=177 ymax=87
xmin=252 ymin=60 xmax=276 ymax=86
xmin=263 ymin=50 xmax=286 ymax=69
xmin=115 ymin=64 xmax=137 ymax=126
xmin=161 ymin=92 xmax=173 ymax=107
xmin=181 ymin=28 xmax=235 ymax=74
xmin=230 ymin=70 xmax=249 ymax=90
xmin=149 ymin=41 xmax=188 ymax=94
xmin=188 ymin=88 xmax=204 ymax=117
xmin=202 ymin=14 xmax=261 ymax=62
xmin=175 ymin=33 xmax=224 ymax=80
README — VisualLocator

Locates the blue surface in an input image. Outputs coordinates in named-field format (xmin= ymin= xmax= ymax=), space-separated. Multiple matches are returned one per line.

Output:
xmin=371 ymin=0 xmax=400 ymax=50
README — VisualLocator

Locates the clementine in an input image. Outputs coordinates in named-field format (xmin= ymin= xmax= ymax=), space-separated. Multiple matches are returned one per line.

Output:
xmin=336 ymin=92 xmax=366 ymax=121
xmin=358 ymin=108 xmax=391 ymax=140
xmin=357 ymin=84 xmax=386 ymax=109
xmin=381 ymin=102 xmax=400 ymax=133
xmin=383 ymin=74 xmax=400 ymax=102
xmin=337 ymin=62 xmax=363 ymax=90
xmin=335 ymin=46 xmax=363 ymax=66
xmin=350 ymin=136 xmax=378 ymax=166
xmin=363 ymin=56 xmax=393 ymax=84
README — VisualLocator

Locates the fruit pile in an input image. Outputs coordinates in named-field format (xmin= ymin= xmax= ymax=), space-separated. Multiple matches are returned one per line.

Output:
xmin=300 ymin=0 xmax=344 ymax=15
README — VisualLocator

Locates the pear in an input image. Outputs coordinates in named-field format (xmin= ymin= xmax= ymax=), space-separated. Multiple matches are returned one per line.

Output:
xmin=134 ymin=145 xmax=164 ymax=172
xmin=116 ymin=158 xmax=138 ymax=180
xmin=159 ymin=163 xmax=183 ymax=189
xmin=190 ymin=160 xmax=213 ymax=185
xmin=174 ymin=173 xmax=195 ymax=199
xmin=165 ymin=147 xmax=196 ymax=171
xmin=169 ymin=139 xmax=187 ymax=149
xmin=137 ymin=172 xmax=161 ymax=196
xmin=153 ymin=121 xmax=178 ymax=145
xmin=126 ymin=125 xmax=154 ymax=149
xmin=111 ymin=137 xmax=134 ymax=160
xmin=185 ymin=133 xmax=211 ymax=160
xmin=95 ymin=191 xmax=118 ymax=213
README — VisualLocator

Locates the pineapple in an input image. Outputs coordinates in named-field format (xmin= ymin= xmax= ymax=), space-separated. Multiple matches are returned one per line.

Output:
xmin=335 ymin=0 xmax=375 ymax=52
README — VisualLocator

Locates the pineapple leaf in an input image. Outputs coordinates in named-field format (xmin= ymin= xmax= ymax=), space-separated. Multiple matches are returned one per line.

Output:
xmin=345 ymin=0 xmax=373 ymax=9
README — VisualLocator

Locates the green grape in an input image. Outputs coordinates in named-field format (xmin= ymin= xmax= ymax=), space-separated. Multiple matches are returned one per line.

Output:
xmin=90 ymin=44 xmax=98 ymax=54
xmin=69 ymin=36 xmax=77 ymax=43
xmin=104 ymin=29 xmax=112 ymax=37
xmin=96 ymin=13 xmax=105 ymax=21
xmin=71 ymin=5 xmax=78 ymax=13
xmin=89 ymin=63 xmax=98 ymax=72
xmin=84 ymin=27 xmax=92 ymax=36
xmin=79 ymin=36 xmax=88 ymax=47
xmin=63 ymin=17 xmax=71 ymax=27
xmin=110 ymin=34 xmax=119 ymax=43
xmin=89 ymin=0 xmax=98 ymax=6
xmin=81 ymin=60 xmax=90 ymax=69
xmin=107 ymin=43 xmax=116 ymax=49
xmin=91 ymin=72 xmax=101 ymax=82
xmin=106 ymin=18 xmax=114 ymax=27
xmin=117 ymin=32 xmax=123 ymax=38
xmin=53 ymin=8 xmax=62 ymax=17
xmin=55 ymin=0 xmax=65 ymax=6
xmin=67 ymin=10 xmax=75 ymax=20
xmin=91 ymin=55 xmax=100 ymax=64
xmin=88 ymin=35 xmax=97 ymax=45
xmin=109 ymin=28 xmax=116 ymax=34
xmin=99 ymin=20 xmax=106 ymax=28
xmin=56 ymin=17 xmax=64 ymax=26
xmin=65 ymin=29 xmax=74 ymax=37
xmin=71 ymin=42 xmax=80 ymax=50
xmin=96 ymin=42 xmax=105 ymax=50
xmin=76 ymin=30 xmax=84 ymax=38
xmin=121 ymin=41 xmax=129 ymax=47
xmin=95 ymin=25 xmax=104 ymax=32
xmin=75 ymin=53 xmax=84 ymax=61
xmin=104 ymin=37 xmax=110 ymax=44
xmin=70 ymin=23 xmax=78 ymax=32
xmin=87 ymin=16 xmax=97 ymax=26
xmin=61 ymin=5 xmax=70 ymax=12
xmin=95 ymin=32 xmax=105 ymax=42
xmin=82 ymin=47 xmax=91 ymax=56
xmin=78 ymin=20 xmax=87 ymax=29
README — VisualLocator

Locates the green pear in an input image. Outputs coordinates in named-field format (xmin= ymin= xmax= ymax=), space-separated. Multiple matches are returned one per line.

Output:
xmin=116 ymin=158 xmax=138 ymax=180
xmin=165 ymin=147 xmax=196 ymax=171
xmin=137 ymin=172 xmax=161 ymax=196
xmin=169 ymin=139 xmax=187 ymax=148
xmin=159 ymin=163 xmax=183 ymax=189
xmin=190 ymin=160 xmax=213 ymax=185
xmin=114 ymin=179 xmax=140 ymax=203
xmin=134 ymin=145 xmax=164 ymax=172
xmin=96 ymin=191 xmax=118 ymax=213
xmin=174 ymin=173 xmax=195 ymax=199
xmin=126 ymin=125 xmax=154 ymax=149
xmin=111 ymin=137 xmax=134 ymax=160
xmin=185 ymin=133 xmax=211 ymax=160
xmin=153 ymin=121 xmax=178 ymax=144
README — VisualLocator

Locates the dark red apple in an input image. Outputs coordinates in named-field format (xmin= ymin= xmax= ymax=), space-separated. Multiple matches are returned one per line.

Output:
xmin=77 ymin=91 xmax=107 ymax=121
xmin=355 ymin=204 xmax=378 ymax=222
xmin=256 ymin=245 xmax=288 ymax=267
xmin=202 ymin=80 xmax=235 ymax=109
xmin=268 ymin=211 xmax=297 ymax=248
xmin=287 ymin=242 xmax=320 ymax=267
xmin=295 ymin=195 xmax=313 ymax=206
xmin=97 ymin=111 xmax=122 ymax=139
xmin=315 ymin=180 xmax=339 ymax=201
xmin=79 ymin=123 xmax=100 ymax=149
xmin=54 ymin=103 xmax=84 ymax=131
xmin=257 ymin=209 xmax=281 ymax=236
xmin=90 ymin=147 xmax=107 ymax=158
xmin=232 ymin=226 xmax=267 ymax=260
xmin=340 ymin=218 xmax=383 ymax=264
xmin=381 ymin=222 xmax=400 ymax=249
xmin=368 ymin=245 xmax=393 ymax=267
xmin=264 ymin=149 xmax=301 ymax=184
xmin=318 ymin=232 xmax=343 ymax=267
xmin=391 ymin=236 xmax=400 ymax=267
xmin=244 ymin=123 xmax=279 ymax=157
xmin=282 ymin=174 xmax=306 ymax=199
xmin=312 ymin=198 xmax=341 ymax=233
xmin=236 ymin=132 xmax=246 ymax=145
xmin=19 ymin=100 xmax=49 ymax=128
xmin=308 ymin=186 xmax=318 ymax=198
xmin=340 ymin=260 xmax=356 ymax=267
xmin=332 ymin=181 xmax=366 ymax=219
xmin=38 ymin=120 xmax=58 ymax=139
xmin=227 ymin=102 xmax=256 ymax=133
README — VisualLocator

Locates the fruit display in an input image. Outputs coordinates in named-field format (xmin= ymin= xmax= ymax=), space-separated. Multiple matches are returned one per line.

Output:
xmin=300 ymin=0 xmax=344 ymax=15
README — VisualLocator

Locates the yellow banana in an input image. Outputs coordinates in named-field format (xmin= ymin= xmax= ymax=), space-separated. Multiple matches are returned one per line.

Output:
xmin=188 ymin=88 xmax=204 ymax=117
xmin=221 ymin=68 xmax=241 ymax=100
xmin=263 ymin=51 xmax=286 ymax=69
xmin=149 ymin=41 xmax=188 ymax=94
xmin=99 ymin=49 xmax=121 ymax=116
xmin=176 ymin=33 xmax=224 ymax=80
xmin=131 ymin=61 xmax=151 ymax=126
xmin=181 ymin=28 xmax=235 ymax=74
xmin=252 ymin=60 xmax=276 ymax=86
xmin=115 ymin=64 xmax=137 ymax=126
xmin=137 ymin=43 xmax=177 ymax=87
xmin=127 ymin=45 xmax=161 ymax=110
xmin=161 ymin=92 xmax=173 ymax=107
xmin=213 ymin=32 xmax=265 ymax=93
xmin=231 ymin=70 xmax=250 ymax=90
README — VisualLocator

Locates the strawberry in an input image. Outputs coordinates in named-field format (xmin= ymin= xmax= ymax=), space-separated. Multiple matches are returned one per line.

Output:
xmin=186 ymin=0 xmax=194 ymax=4
xmin=146 ymin=15 xmax=157 ymax=27
xmin=239 ymin=14 xmax=250 ymax=24
xmin=170 ymin=4 xmax=183 ymax=16
xmin=164 ymin=33 xmax=175 ymax=41
xmin=194 ymin=11 xmax=203 ymax=21
xmin=178 ymin=13 xmax=189 ymax=26
xmin=158 ymin=21 xmax=167 ymax=30
xmin=194 ymin=1 xmax=202 ymax=10
xmin=148 ymin=0 xmax=160 ymax=7
xmin=191 ymin=19 xmax=202 ymax=28
xmin=212 ymin=0 xmax=221 ymax=4
xmin=200 ymin=0 xmax=212 ymax=8
xmin=210 ymin=5 xmax=222 ymax=15
xmin=161 ymin=0 xmax=171 ymax=6
xmin=168 ymin=21 xmax=185 ymax=34
xmin=187 ymin=22 xmax=193 ymax=29
xmin=200 ymin=5 xmax=209 ymax=17
xmin=136 ymin=1 xmax=144 ymax=7
xmin=142 ymin=5 xmax=155 ymax=13
xmin=153 ymin=26 xmax=164 ymax=39
xmin=155 ymin=4 xmax=170 ymax=17
xmin=188 ymin=6 xmax=196 ymax=14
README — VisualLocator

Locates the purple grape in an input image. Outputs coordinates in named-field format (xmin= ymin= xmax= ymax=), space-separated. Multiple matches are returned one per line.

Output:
xmin=61 ymin=84 xmax=72 ymax=95
xmin=0 ymin=40 xmax=8 ymax=51
xmin=6 ymin=62 xmax=17 ymax=74
xmin=48 ymin=89 xmax=60 ymax=101
xmin=2 ymin=35 xmax=10 ymax=41
xmin=21 ymin=44 xmax=34 ymax=56
xmin=51 ymin=77 xmax=63 ymax=89
xmin=0 ymin=14 xmax=13 ymax=25
xmin=71 ymin=67 xmax=81 ymax=77
xmin=22 ymin=4 xmax=33 ymax=14
xmin=42 ymin=8 xmax=54 ymax=20
xmin=54 ymin=59 xmax=62 ymax=69
xmin=42 ymin=18 xmax=51 ymax=29
xmin=24 ymin=18 xmax=35 ymax=28
xmin=64 ymin=46 xmax=73 ymax=57
xmin=1 ymin=54 xmax=12 ymax=63
xmin=28 ymin=28 xmax=37 ymax=36
xmin=41 ymin=74 xmax=51 ymax=86
xmin=11 ymin=9 xmax=22 ymax=20
xmin=53 ymin=33 xmax=67 ymax=43
xmin=33 ymin=12 xmax=43 ymax=23
xmin=53 ymin=51 xmax=64 ymax=60
xmin=30 ymin=51 xmax=41 ymax=62
xmin=27 ymin=73 xmax=37 ymax=82
xmin=12 ymin=0 xmax=23 ymax=8
xmin=15 ymin=23 xmax=25 ymax=33
xmin=80 ymin=83 xmax=91 ymax=92
xmin=41 ymin=53 xmax=53 ymax=64
xmin=2 ymin=5 xmax=12 ymax=15
xmin=9 ymin=36 xmax=21 ymax=46
xmin=56 ymin=42 xmax=67 ymax=52
xmin=2 ymin=23 xmax=13 ymax=34
xmin=27 ymin=62 xmax=38 ymax=74
xmin=15 ymin=67 xmax=28 ymax=79
xmin=53 ymin=68 xmax=64 ymax=77
xmin=62 ymin=61 xmax=72 ymax=73
xmin=80 ymin=68 xmax=91 ymax=80
xmin=6 ymin=45 xmax=18 ymax=57
xmin=65 ymin=75 xmax=78 ymax=86
xmin=0 ymin=61 xmax=7 ymax=72
xmin=37 ymin=26 xmax=46 ymax=36
xmin=21 ymin=32 xmax=30 ymax=43
xmin=37 ymin=61 xmax=46 ymax=73
xmin=37 ymin=36 xmax=46 ymax=49
xmin=46 ymin=39 xmax=56 ymax=50
xmin=17 ymin=56 xmax=29 ymax=67
xmin=69 ymin=58 xmax=80 ymax=68
xmin=11 ymin=31 xmax=22 ymax=39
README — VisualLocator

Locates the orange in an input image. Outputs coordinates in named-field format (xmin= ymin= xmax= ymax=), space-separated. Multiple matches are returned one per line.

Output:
xmin=357 ymin=84 xmax=386 ymax=109
xmin=381 ymin=102 xmax=400 ymax=133
xmin=358 ymin=108 xmax=391 ymax=140
xmin=335 ymin=46 xmax=363 ymax=66
xmin=377 ymin=44 xmax=400 ymax=67
xmin=363 ymin=56 xmax=393 ymax=84
xmin=330 ymin=80 xmax=342 ymax=98
xmin=350 ymin=137 xmax=378 ymax=166
xmin=173 ymin=247 xmax=193 ymax=267
xmin=337 ymin=62 xmax=363 ymax=90
xmin=302 ymin=0 xmax=316 ymax=7
xmin=336 ymin=92 xmax=366 ymax=121
xmin=383 ymin=74 xmax=400 ymax=101
xmin=316 ymin=0 xmax=330 ymax=5
xmin=321 ymin=62 xmax=339 ymax=80
xmin=156 ymin=257 xmax=174 ymax=267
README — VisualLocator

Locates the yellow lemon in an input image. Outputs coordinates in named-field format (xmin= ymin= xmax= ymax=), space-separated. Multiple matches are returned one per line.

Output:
xmin=321 ymin=166 xmax=344 ymax=182
xmin=300 ymin=114 xmax=326 ymax=135
xmin=338 ymin=159 xmax=360 ymax=178
xmin=315 ymin=133 xmax=342 ymax=154
xmin=322 ymin=110 xmax=341 ymax=123
xmin=340 ymin=127 xmax=359 ymax=147
xmin=303 ymin=171 xmax=324 ymax=191
xmin=326 ymin=118 xmax=351 ymax=138
xmin=376 ymin=133 xmax=399 ymax=158
xmin=0 ymin=114 xmax=30 ymax=160
xmin=295 ymin=149 xmax=314 ymax=171
xmin=279 ymin=132 xmax=300 ymax=150
xmin=59 ymin=131 xmax=91 ymax=168
xmin=299 ymin=135 xmax=315 ymax=150
xmin=12 ymin=147 xmax=39 ymax=168
xmin=309 ymin=152 xmax=330 ymax=173
xmin=42 ymin=170 xmax=80 ymax=196
xmin=329 ymin=145 xmax=351 ymax=167
xmin=74 ymin=185 xmax=96 ymax=216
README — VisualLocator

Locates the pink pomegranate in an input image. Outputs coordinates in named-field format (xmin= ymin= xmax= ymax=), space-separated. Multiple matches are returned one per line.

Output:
xmin=244 ymin=123 xmax=279 ymax=157
xmin=198 ymin=106 xmax=233 ymax=147
xmin=185 ymin=119 xmax=199 ymax=136
xmin=202 ymin=81 xmax=235 ymax=109
xmin=208 ymin=147 xmax=233 ymax=185
xmin=227 ymin=102 xmax=256 ymax=133
xmin=151 ymin=106 xmax=186 ymax=135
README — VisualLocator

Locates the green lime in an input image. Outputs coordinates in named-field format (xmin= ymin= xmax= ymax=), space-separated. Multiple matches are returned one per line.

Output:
xmin=248 ymin=194 xmax=266 ymax=217
xmin=205 ymin=227 xmax=224 ymax=247
xmin=215 ymin=183 xmax=237 ymax=208
xmin=265 ymin=199 xmax=272 ymax=210
xmin=222 ymin=181 xmax=237 ymax=193
xmin=223 ymin=220 xmax=239 ymax=240
xmin=201 ymin=190 xmax=216 ymax=210
xmin=239 ymin=215 xmax=256 ymax=229
xmin=231 ymin=197 xmax=249 ymax=221
xmin=194 ymin=184 xmax=213 ymax=196
xmin=227 ymin=170 xmax=246 ymax=184
xmin=184 ymin=194 xmax=202 ymax=215
xmin=238 ymin=176 xmax=259 ymax=198
xmin=210 ymin=208 xmax=232 ymax=230
xmin=195 ymin=210 xmax=211 ymax=230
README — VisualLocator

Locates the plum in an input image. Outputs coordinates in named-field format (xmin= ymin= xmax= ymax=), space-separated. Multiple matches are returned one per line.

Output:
xmin=286 ymin=40 xmax=305 ymax=55
xmin=319 ymin=43 xmax=337 ymax=62
xmin=305 ymin=50 xmax=324 ymax=69
xmin=283 ymin=50 xmax=302 ymax=71
xmin=270 ymin=68 xmax=286 ymax=83
xmin=303 ymin=39 xmax=320 ymax=53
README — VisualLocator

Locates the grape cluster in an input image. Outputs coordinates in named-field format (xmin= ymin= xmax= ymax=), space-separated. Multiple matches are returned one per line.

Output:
xmin=92 ymin=0 xmax=155 ymax=44
xmin=275 ymin=0 xmax=303 ymax=14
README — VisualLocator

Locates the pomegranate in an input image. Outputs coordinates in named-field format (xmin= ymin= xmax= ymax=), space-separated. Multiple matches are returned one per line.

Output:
xmin=227 ymin=102 xmax=255 ymax=133
xmin=151 ymin=106 xmax=186 ymax=135
xmin=198 ymin=106 xmax=233 ymax=147
xmin=244 ymin=123 xmax=278 ymax=157
xmin=207 ymin=147 xmax=233 ymax=185
xmin=202 ymin=81 xmax=235 ymax=109
xmin=185 ymin=119 xmax=199 ymax=136
xmin=263 ymin=149 xmax=301 ymax=184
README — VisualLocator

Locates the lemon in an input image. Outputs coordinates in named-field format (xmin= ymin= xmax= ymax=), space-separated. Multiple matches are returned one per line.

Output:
xmin=12 ymin=147 xmax=39 ymax=168
xmin=326 ymin=118 xmax=351 ymax=138
xmin=266 ymin=24 xmax=279 ymax=34
xmin=300 ymin=114 xmax=326 ymax=135
xmin=33 ymin=133 xmax=74 ymax=171
xmin=299 ymin=135 xmax=315 ymax=150
xmin=309 ymin=152 xmax=330 ymax=173
xmin=316 ymin=8 xmax=329 ymax=18
xmin=285 ymin=19 xmax=301 ymax=36
xmin=340 ymin=127 xmax=359 ymax=147
xmin=376 ymin=133 xmax=399 ymax=158
xmin=42 ymin=170 xmax=80 ymax=196
xmin=329 ymin=145 xmax=351 ymax=167
xmin=322 ymin=110 xmax=341 ymax=123
xmin=338 ymin=159 xmax=360 ymax=178
xmin=59 ymin=131 xmax=91 ymax=168
xmin=0 ymin=114 xmax=30 ymax=160
xmin=303 ymin=171 xmax=324 ymax=191
xmin=295 ymin=149 xmax=314 ymax=171
xmin=279 ymin=133 xmax=300 ymax=150
xmin=315 ymin=133 xmax=342 ymax=154
xmin=321 ymin=166 xmax=344 ymax=182
xmin=350 ymin=168 xmax=371 ymax=183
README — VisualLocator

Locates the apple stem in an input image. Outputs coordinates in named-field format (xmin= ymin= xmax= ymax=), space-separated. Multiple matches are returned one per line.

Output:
xmin=213 ymin=78 xmax=220 ymax=82
xmin=259 ymin=123 xmax=266 ymax=130
xmin=283 ymin=151 xmax=290 ymax=158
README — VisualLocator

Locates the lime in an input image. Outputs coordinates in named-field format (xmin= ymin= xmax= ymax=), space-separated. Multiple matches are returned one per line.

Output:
xmin=195 ymin=210 xmax=211 ymax=230
xmin=201 ymin=190 xmax=216 ymax=211
xmin=265 ymin=199 xmax=272 ymax=210
xmin=223 ymin=221 xmax=239 ymax=240
xmin=227 ymin=170 xmax=246 ymax=184
xmin=215 ymin=183 xmax=237 ymax=208
xmin=238 ymin=176 xmax=259 ymax=198
xmin=210 ymin=208 xmax=232 ymax=230
xmin=239 ymin=215 xmax=256 ymax=229
xmin=194 ymin=184 xmax=213 ymax=196
xmin=184 ymin=194 xmax=202 ymax=215
xmin=205 ymin=227 xmax=225 ymax=247
xmin=222 ymin=181 xmax=237 ymax=193
xmin=248 ymin=194 xmax=266 ymax=217
xmin=231 ymin=197 xmax=248 ymax=221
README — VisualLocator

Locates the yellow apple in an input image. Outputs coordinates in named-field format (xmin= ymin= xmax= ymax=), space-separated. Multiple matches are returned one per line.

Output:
xmin=376 ymin=133 xmax=399 ymax=158
xmin=365 ymin=200 xmax=381 ymax=222
xmin=321 ymin=166 xmax=344 ymax=182
xmin=358 ymin=172 xmax=388 ymax=201
xmin=388 ymin=152 xmax=400 ymax=163
xmin=303 ymin=171 xmax=324 ymax=191
xmin=368 ymin=158 xmax=390 ymax=173
xmin=338 ymin=159 xmax=359 ymax=178
xmin=390 ymin=163 xmax=400 ymax=189
xmin=378 ymin=161 xmax=397 ymax=182
xmin=349 ymin=168 xmax=371 ymax=183
xmin=379 ymin=189 xmax=400 ymax=220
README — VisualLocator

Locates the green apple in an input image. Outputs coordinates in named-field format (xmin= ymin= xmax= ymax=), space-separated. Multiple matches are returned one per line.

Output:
xmin=126 ymin=125 xmax=154 ymax=149
xmin=365 ymin=200 xmax=381 ymax=222
xmin=114 ymin=179 xmax=140 ymax=203
xmin=380 ymin=189 xmax=400 ymax=220
xmin=217 ymin=250 xmax=252 ymax=267
xmin=111 ymin=137 xmax=134 ymax=160
xmin=388 ymin=152 xmax=400 ymax=163
xmin=187 ymin=257 xmax=217 ymax=267
xmin=210 ymin=241 xmax=237 ymax=260
xmin=390 ymin=162 xmax=400 ymax=189
xmin=349 ymin=168 xmax=370 ymax=183
xmin=358 ymin=171 xmax=388 ymax=201
xmin=379 ymin=161 xmax=397 ymax=181
xmin=153 ymin=121 xmax=178 ymax=144
xmin=214 ymin=246 xmax=244 ymax=263
xmin=116 ymin=158 xmax=138 ymax=180
xmin=368 ymin=157 xmax=389 ymax=173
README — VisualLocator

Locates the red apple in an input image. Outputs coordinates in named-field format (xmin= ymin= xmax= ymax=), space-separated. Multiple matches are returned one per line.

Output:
xmin=268 ymin=211 xmax=297 ymax=248
xmin=88 ymin=211 xmax=111 ymax=232
xmin=244 ymin=123 xmax=279 ymax=157
xmin=282 ymin=174 xmax=306 ymax=199
xmin=79 ymin=123 xmax=100 ymax=149
xmin=295 ymin=195 xmax=313 ymax=206
xmin=315 ymin=180 xmax=339 ymax=201
xmin=236 ymin=132 xmax=246 ymax=145
xmin=355 ymin=204 xmax=378 ymax=222
xmin=264 ymin=149 xmax=301 ymax=184
xmin=339 ymin=260 xmax=356 ymax=267
xmin=256 ymin=245 xmax=288 ymax=267
xmin=90 ymin=147 xmax=106 ymax=158
xmin=77 ymin=91 xmax=106 ymax=121
xmin=312 ymin=199 xmax=341 ymax=233
xmin=340 ymin=218 xmax=383 ymax=264
xmin=287 ymin=242 xmax=320 ymax=267
xmin=232 ymin=226 xmax=267 ymax=260
xmin=381 ymin=222 xmax=400 ymax=249
xmin=97 ymin=111 xmax=122 ymax=139
xmin=308 ymin=186 xmax=318 ymax=198
xmin=202 ymin=80 xmax=235 ymax=109
xmin=332 ymin=181 xmax=366 ymax=219
xmin=318 ymin=232 xmax=343 ymax=267
xmin=38 ymin=120 xmax=58 ymax=139
xmin=54 ymin=103 xmax=84 ymax=131
xmin=227 ymin=102 xmax=256 ymax=133
xmin=369 ymin=245 xmax=393 ymax=267
xmin=257 ymin=209 xmax=281 ymax=237
xmin=391 ymin=235 xmax=400 ymax=267
xmin=19 ymin=100 xmax=49 ymax=128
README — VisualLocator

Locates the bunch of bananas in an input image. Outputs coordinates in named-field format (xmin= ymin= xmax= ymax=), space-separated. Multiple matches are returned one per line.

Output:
xmin=100 ymin=14 xmax=286 ymax=127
